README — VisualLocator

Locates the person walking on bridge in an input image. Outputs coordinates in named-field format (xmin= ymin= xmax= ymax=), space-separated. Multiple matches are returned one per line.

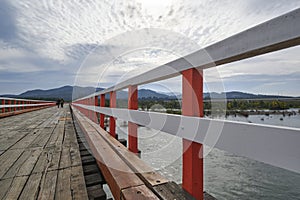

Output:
xmin=56 ymin=99 xmax=60 ymax=108
xmin=60 ymin=98 xmax=64 ymax=108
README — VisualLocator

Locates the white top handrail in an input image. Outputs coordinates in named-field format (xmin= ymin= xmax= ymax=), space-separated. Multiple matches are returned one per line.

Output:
xmin=0 ymin=97 xmax=55 ymax=103
xmin=75 ymin=8 xmax=300 ymax=101
xmin=0 ymin=103 xmax=55 ymax=108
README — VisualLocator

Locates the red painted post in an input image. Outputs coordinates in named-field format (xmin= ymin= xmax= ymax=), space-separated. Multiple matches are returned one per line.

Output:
xmin=90 ymin=97 xmax=93 ymax=120
xmin=1 ymin=99 xmax=4 ymax=113
xmin=128 ymin=85 xmax=139 ymax=153
xmin=100 ymin=94 xmax=105 ymax=129
xmin=109 ymin=91 xmax=116 ymax=138
xmin=94 ymin=96 xmax=99 ymax=123
xmin=8 ymin=100 xmax=11 ymax=112
xmin=13 ymin=100 xmax=16 ymax=111
xmin=84 ymin=99 xmax=87 ymax=116
xmin=182 ymin=68 xmax=204 ymax=200
xmin=88 ymin=98 xmax=91 ymax=118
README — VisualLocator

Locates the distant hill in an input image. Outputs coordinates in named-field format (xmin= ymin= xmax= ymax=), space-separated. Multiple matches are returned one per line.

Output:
xmin=0 ymin=86 xmax=295 ymax=102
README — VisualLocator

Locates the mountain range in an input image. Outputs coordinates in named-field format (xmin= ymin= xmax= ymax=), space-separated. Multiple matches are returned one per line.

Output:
xmin=1 ymin=85 xmax=295 ymax=102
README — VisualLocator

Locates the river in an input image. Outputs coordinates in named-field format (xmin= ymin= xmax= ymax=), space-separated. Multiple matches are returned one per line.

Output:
xmin=115 ymin=112 xmax=300 ymax=199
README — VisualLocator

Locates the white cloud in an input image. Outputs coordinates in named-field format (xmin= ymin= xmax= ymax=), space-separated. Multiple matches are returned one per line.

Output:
xmin=1 ymin=0 xmax=300 ymax=95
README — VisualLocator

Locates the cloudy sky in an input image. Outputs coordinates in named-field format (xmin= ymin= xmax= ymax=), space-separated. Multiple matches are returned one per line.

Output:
xmin=0 ymin=0 xmax=300 ymax=96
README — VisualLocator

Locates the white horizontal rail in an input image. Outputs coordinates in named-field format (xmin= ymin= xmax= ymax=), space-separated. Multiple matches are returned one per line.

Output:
xmin=73 ymin=103 xmax=300 ymax=174
xmin=204 ymin=97 xmax=300 ymax=102
xmin=77 ymin=8 xmax=300 ymax=101
xmin=0 ymin=103 xmax=54 ymax=108
xmin=0 ymin=97 xmax=54 ymax=102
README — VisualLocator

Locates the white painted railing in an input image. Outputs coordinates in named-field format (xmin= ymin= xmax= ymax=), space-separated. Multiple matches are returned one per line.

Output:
xmin=72 ymin=8 xmax=300 ymax=200
xmin=0 ymin=97 xmax=55 ymax=115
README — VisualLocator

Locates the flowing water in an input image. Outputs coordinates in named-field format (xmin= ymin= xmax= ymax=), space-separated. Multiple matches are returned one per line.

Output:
xmin=116 ymin=112 xmax=300 ymax=199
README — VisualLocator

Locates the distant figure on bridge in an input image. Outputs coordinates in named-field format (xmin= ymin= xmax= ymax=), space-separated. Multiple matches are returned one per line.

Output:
xmin=56 ymin=99 xmax=60 ymax=108
xmin=60 ymin=98 xmax=64 ymax=108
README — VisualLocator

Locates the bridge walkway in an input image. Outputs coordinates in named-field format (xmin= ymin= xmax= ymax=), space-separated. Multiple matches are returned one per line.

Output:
xmin=0 ymin=106 xmax=90 ymax=199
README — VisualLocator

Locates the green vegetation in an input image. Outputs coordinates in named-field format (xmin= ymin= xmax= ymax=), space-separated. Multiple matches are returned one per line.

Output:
xmin=99 ymin=99 xmax=300 ymax=115
xmin=226 ymin=99 xmax=300 ymax=110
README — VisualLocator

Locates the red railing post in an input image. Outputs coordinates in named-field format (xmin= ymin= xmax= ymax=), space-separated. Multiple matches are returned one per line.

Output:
xmin=94 ymin=96 xmax=99 ymax=123
xmin=100 ymin=94 xmax=105 ymax=129
xmin=1 ymin=99 xmax=5 ymax=113
xmin=182 ymin=68 xmax=204 ymax=200
xmin=13 ymin=100 xmax=16 ymax=112
xmin=84 ymin=99 xmax=87 ymax=116
xmin=128 ymin=85 xmax=139 ymax=153
xmin=89 ymin=98 xmax=91 ymax=120
xmin=8 ymin=100 xmax=11 ymax=112
xmin=109 ymin=91 xmax=116 ymax=138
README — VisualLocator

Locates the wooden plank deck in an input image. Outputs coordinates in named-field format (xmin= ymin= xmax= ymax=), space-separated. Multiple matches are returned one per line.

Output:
xmin=0 ymin=106 xmax=89 ymax=200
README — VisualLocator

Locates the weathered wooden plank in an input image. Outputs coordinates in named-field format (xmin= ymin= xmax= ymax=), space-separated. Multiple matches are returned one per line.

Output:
xmin=0 ymin=178 xmax=13 ymax=199
xmin=70 ymin=144 xmax=82 ymax=167
xmin=9 ymin=131 xmax=40 ymax=150
xmin=0 ymin=149 xmax=24 ymax=179
xmin=85 ymin=173 xmax=105 ymax=186
xmin=0 ymin=131 xmax=29 ymax=151
xmin=73 ymin=110 xmax=151 ymax=200
xmin=17 ymin=148 xmax=42 ymax=176
xmin=86 ymin=184 xmax=107 ymax=200
xmin=47 ymin=146 xmax=62 ymax=171
xmin=3 ymin=176 xmax=28 ymax=199
xmin=29 ymin=127 xmax=54 ymax=148
xmin=83 ymin=164 xmax=100 ymax=175
xmin=153 ymin=182 xmax=194 ymax=200
xmin=46 ymin=120 xmax=65 ymax=148
xmin=59 ymin=146 xmax=71 ymax=169
xmin=94 ymin=124 xmax=168 ymax=187
xmin=32 ymin=150 xmax=49 ymax=174
xmin=121 ymin=185 xmax=160 ymax=200
xmin=70 ymin=166 xmax=89 ymax=200
xmin=2 ymin=150 xmax=31 ymax=179
xmin=38 ymin=170 xmax=58 ymax=200
xmin=19 ymin=173 xmax=43 ymax=200
xmin=55 ymin=168 xmax=72 ymax=200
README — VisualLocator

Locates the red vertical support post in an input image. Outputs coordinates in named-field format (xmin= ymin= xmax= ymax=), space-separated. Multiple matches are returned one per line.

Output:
xmin=1 ymin=99 xmax=5 ymax=113
xmin=8 ymin=100 xmax=11 ymax=112
xmin=94 ymin=96 xmax=99 ymax=123
xmin=90 ymin=97 xmax=93 ymax=120
xmin=109 ymin=91 xmax=116 ymax=138
xmin=100 ymin=94 xmax=105 ymax=129
xmin=182 ymin=68 xmax=204 ymax=200
xmin=84 ymin=99 xmax=87 ymax=116
xmin=128 ymin=85 xmax=139 ymax=153
xmin=13 ymin=100 xmax=16 ymax=111
xmin=88 ymin=98 xmax=91 ymax=120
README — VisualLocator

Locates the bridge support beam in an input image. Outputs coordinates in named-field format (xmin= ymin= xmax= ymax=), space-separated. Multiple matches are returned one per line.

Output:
xmin=182 ymin=68 xmax=204 ymax=200
xmin=128 ymin=85 xmax=139 ymax=153
xmin=100 ymin=94 xmax=105 ymax=129
xmin=109 ymin=91 xmax=116 ymax=138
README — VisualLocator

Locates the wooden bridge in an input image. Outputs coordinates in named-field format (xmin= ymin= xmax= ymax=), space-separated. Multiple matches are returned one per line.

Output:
xmin=1 ymin=8 xmax=300 ymax=200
